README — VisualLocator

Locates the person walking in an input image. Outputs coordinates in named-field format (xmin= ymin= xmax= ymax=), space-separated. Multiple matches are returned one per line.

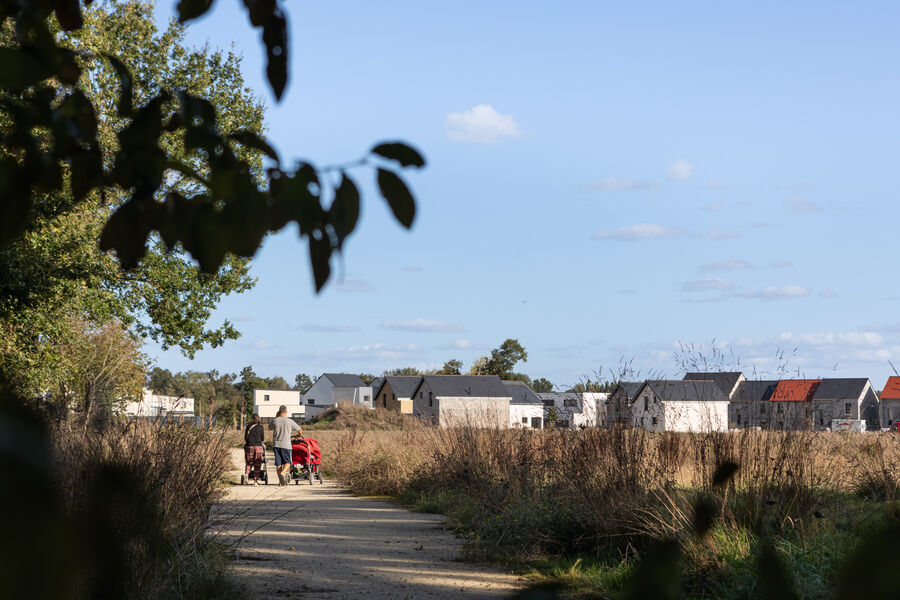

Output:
xmin=270 ymin=405 xmax=301 ymax=485
xmin=243 ymin=413 xmax=265 ymax=485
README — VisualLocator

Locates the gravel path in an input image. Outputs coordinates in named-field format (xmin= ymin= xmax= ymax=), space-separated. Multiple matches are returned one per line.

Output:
xmin=214 ymin=448 xmax=522 ymax=599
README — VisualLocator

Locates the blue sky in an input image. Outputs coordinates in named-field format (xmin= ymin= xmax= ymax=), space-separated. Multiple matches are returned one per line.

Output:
xmin=149 ymin=1 xmax=900 ymax=389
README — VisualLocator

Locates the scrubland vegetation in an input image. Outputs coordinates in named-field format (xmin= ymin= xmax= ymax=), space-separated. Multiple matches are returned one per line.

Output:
xmin=317 ymin=407 xmax=900 ymax=598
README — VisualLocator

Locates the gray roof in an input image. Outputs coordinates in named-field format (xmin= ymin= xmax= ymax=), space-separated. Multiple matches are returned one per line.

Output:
xmin=322 ymin=373 xmax=367 ymax=387
xmin=813 ymin=378 xmax=870 ymax=401
xmin=370 ymin=377 xmax=383 ymax=393
xmin=609 ymin=382 xmax=644 ymax=400
xmin=503 ymin=381 xmax=542 ymax=405
xmin=683 ymin=372 xmax=744 ymax=396
xmin=414 ymin=375 xmax=510 ymax=398
xmin=733 ymin=380 xmax=778 ymax=403
xmin=643 ymin=380 xmax=728 ymax=402
xmin=375 ymin=376 xmax=421 ymax=399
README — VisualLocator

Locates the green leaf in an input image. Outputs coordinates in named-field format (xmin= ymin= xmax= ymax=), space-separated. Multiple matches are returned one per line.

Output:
xmin=329 ymin=174 xmax=360 ymax=248
xmin=103 ymin=53 xmax=134 ymax=117
xmin=371 ymin=141 xmax=426 ymax=168
xmin=176 ymin=0 xmax=214 ymax=22
xmin=262 ymin=11 xmax=287 ymax=101
xmin=228 ymin=131 xmax=279 ymax=163
xmin=376 ymin=168 xmax=415 ymax=228
xmin=0 ymin=48 xmax=53 ymax=89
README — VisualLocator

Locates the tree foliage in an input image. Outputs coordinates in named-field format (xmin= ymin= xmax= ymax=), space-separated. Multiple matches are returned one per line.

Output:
xmin=436 ymin=359 xmax=462 ymax=375
xmin=531 ymin=377 xmax=554 ymax=393
xmin=383 ymin=367 xmax=423 ymax=377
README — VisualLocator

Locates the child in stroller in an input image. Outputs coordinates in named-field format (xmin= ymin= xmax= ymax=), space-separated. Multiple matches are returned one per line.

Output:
xmin=289 ymin=433 xmax=323 ymax=485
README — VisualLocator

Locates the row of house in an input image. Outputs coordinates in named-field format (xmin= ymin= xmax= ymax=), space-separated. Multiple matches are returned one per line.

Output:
xmin=252 ymin=370 xmax=900 ymax=432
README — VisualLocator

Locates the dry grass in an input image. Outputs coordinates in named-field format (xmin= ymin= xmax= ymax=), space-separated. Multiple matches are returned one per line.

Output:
xmin=50 ymin=419 xmax=237 ymax=599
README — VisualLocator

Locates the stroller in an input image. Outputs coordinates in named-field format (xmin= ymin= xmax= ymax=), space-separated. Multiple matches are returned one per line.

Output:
xmin=290 ymin=437 xmax=323 ymax=485
xmin=240 ymin=444 xmax=269 ymax=485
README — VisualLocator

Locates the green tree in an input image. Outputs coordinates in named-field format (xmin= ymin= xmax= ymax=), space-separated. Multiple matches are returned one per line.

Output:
xmin=294 ymin=373 xmax=315 ymax=392
xmin=383 ymin=367 xmax=422 ymax=376
xmin=358 ymin=373 xmax=377 ymax=385
xmin=567 ymin=379 xmax=615 ymax=393
xmin=437 ymin=359 xmax=463 ymax=375
xmin=531 ymin=377 xmax=554 ymax=393
xmin=487 ymin=339 xmax=528 ymax=378
xmin=265 ymin=376 xmax=290 ymax=390
xmin=147 ymin=367 xmax=176 ymax=395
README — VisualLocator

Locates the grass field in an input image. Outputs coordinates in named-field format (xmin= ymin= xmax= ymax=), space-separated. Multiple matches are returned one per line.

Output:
xmin=310 ymin=407 xmax=900 ymax=598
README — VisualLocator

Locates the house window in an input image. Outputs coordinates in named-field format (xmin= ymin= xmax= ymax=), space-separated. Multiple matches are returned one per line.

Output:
xmin=651 ymin=416 xmax=658 ymax=426
xmin=531 ymin=417 xmax=542 ymax=429
xmin=845 ymin=403 xmax=852 ymax=415
xmin=776 ymin=404 xmax=783 ymax=414
xmin=736 ymin=408 xmax=742 ymax=424
xmin=761 ymin=405 xmax=766 ymax=414
xmin=264 ymin=394 xmax=270 ymax=402
xmin=644 ymin=397 xmax=649 ymax=411
xmin=308 ymin=399 xmax=315 ymax=405
xmin=382 ymin=393 xmax=387 ymax=408
xmin=818 ymin=410 xmax=824 ymax=425
xmin=392 ymin=394 xmax=396 ymax=401
xmin=522 ymin=417 xmax=528 ymax=424
xmin=429 ymin=394 xmax=433 ymax=407
xmin=564 ymin=398 xmax=577 ymax=407
xmin=363 ymin=395 xmax=370 ymax=405
xmin=419 ymin=392 xmax=423 ymax=399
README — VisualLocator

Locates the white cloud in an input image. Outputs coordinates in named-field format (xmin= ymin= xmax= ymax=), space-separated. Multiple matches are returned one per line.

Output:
xmin=700 ymin=259 xmax=754 ymax=273
xmin=252 ymin=339 xmax=271 ymax=350
xmin=300 ymin=323 xmax=361 ymax=332
xmin=666 ymin=159 xmax=693 ymax=181
xmin=589 ymin=177 xmax=659 ymax=191
xmin=680 ymin=277 xmax=734 ymax=292
xmin=784 ymin=197 xmax=821 ymax=213
xmin=778 ymin=331 xmax=883 ymax=348
xmin=819 ymin=289 xmax=837 ymax=299
xmin=591 ymin=223 xmax=685 ymax=241
xmin=381 ymin=319 xmax=465 ymax=333
xmin=336 ymin=278 xmax=376 ymax=293
xmin=733 ymin=285 xmax=812 ymax=301
xmin=434 ymin=338 xmax=487 ymax=350
xmin=445 ymin=104 xmax=521 ymax=143
xmin=771 ymin=260 xmax=793 ymax=268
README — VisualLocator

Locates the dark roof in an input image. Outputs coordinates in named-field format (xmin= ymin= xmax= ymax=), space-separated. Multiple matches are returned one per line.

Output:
xmin=375 ymin=376 xmax=421 ymax=399
xmin=322 ymin=373 xmax=367 ymax=387
xmin=642 ymin=380 xmax=728 ymax=402
xmin=370 ymin=377 xmax=383 ymax=393
xmin=770 ymin=380 xmax=820 ymax=403
xmin=813 ymin=378 xmax=870 ymax=401
xmin=502 ymin=381 xmax=542 ymax=405
xmin=733 ymin=380 xmax=778 ymax=403
xmin=609 ymin=382 xmax=644 ymax=400
xmin=683 ymin=372 xmax=744 ymax=396
xmin=413 ymin=375 xmax=510 ymax=398
xmin=883 ymin=377 xmax=900 ymax=400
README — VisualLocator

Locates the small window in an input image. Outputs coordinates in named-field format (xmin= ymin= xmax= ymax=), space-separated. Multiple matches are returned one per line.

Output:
xmin=392 ymin=394 xmax=396 ymax=401
xmin=429 ymin=395 xmax=433 ymax=407
xmin=264 ymin=394 xmax=270 ymax=402
xmin=761 ymin=405 xmax=766 ymax=414
xmin=419 ymin=392 xmax=423 ymax=399
xmin=564 ymin=398 xmax=577 ymax=407
xmin=531 ymin=417 xmax=542 ymax=429
xmin=521 ymin=417 xmax=528 ymax=424
xmin=363 ymin=395 xmax=370 ymax=403
xmin=382 ymin=394 xmax=387 ymax=408
xmin=776 ymin=404 xmax=783 ymax=414
xmin=644 ymin=398 xmax=648 ymax=411
xmin=651 ymin=416 xmax=658 ymax=426
xmin=308 ymin=399 xmax=315 ymax=405
xmin=845 ymin=403 xmax=852 ymax=415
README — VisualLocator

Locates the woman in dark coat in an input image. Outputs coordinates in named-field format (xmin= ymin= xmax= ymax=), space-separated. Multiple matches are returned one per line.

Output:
xmin=244 ymin=413 xmax=265 ymax=484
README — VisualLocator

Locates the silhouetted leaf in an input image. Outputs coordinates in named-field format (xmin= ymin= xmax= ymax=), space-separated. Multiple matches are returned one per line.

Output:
xmin=0 ymin=48 xmax=53 ymax=89
xmin=99 ymin=201 xmax=155 ymax=269
xmin=53 ymin=0 xmax=84 ymax=31
xmin=371 ymin=141 xmax=426 ymax=168
xmin=308 ymin=235 xmax=331 ymax=292
xmin=330 ymin=173 xmax=360 ymax=249
xmin=176 ymin=0 xmax=214 ymax=22
xmin=69 ymin=148 xmax=104 ymax=201
xmin=103 ymin=53 xmax=133 ymax=117
xmin=712 ymin=461 xmax=739 ymax=486
xmin=623 ymin=538 xmax=681 ymax=600
xmin=834 ymin=521 xmax=900 ymax=600
xmin=0 ymin=158 xmax=33 ymax=244
xmin=262 ymin=11 xmax=287 ymax=100
xmin=228 ymin=131 xmax=279 ymax=163
xmin=757 ymin=543 xmax=798 ymax=600
xmin=692 ymin=494 xmax=717 ymax=536
xmin=376 ymin=168 xmax=415 ymax=228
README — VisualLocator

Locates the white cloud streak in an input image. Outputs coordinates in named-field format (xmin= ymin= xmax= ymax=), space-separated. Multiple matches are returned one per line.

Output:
xmin=445 ymin=104 xmax=521 ymax=143
xmin=666 ymin=159 xmax=694 ymax=181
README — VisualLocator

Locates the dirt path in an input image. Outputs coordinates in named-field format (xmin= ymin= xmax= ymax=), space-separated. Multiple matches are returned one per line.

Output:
xmin=214 ymin=448 xmax=522 ymax=599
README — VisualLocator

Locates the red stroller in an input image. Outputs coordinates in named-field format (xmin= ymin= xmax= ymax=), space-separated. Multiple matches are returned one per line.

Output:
xmin=290 ymin=437 xmax=323 ymax=485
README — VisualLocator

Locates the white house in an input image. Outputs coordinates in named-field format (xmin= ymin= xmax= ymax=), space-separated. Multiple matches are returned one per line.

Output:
xmin=631 ymin=380 xmax=728 ymax=432
xmin=300 ymin=373 xmax=373 ymax=420
xmin=122 ymin=389 xmax=195 ymax=418
xmin=503 ymin=380 xmax=544 ymax=429
xmin=411 ymin=375 xmax=510 ymax=428
xmin=535 ymin=392 xmax=606 ymax=428
xmin=253 ymin=389 xmax=303 ymax=420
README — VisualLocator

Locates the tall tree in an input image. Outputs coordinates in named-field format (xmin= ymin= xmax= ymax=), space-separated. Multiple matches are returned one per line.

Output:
xmin=294 ymin=373 xmax=314 ymax=392
xmin=487 ymin=339 xmax=528 ymax=378
xmin=532 ymin=377 xmax=555 ymax=393
xmin=437 ymin=359 xmax=463 ymax=375
xmin=383 ymin=367 xmax=422 ymax=376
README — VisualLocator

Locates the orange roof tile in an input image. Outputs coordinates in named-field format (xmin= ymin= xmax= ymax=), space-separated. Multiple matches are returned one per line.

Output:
xmin=769 ymin=379 xmax=821 ymax=403
xmin=882 ymin=376 xmax=900 ymax=400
